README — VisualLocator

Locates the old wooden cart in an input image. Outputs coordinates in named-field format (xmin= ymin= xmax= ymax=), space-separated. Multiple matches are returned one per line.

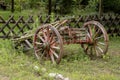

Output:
xmin=13 ymin=19 xmax=109 ymax=64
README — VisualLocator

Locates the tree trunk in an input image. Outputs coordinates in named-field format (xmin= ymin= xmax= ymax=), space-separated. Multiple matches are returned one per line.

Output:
xmin=99 ymin=0 xmax=102 ymax=17
xmin=11 ymin=0 xmax=14 ymax=12
xmin=48 ymin=0 xmax=52 ymax=15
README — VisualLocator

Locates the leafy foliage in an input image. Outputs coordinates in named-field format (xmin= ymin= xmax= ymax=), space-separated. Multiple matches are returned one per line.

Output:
xmin=56 ymin=0 xmax=75 ymax=14
xmin=103 ymin=0 xmax=120 ymax=13
xmin=3 ymin=0 xmax=120 ymax=14
xmin=86 ymin=0 xmax=99 ymax=11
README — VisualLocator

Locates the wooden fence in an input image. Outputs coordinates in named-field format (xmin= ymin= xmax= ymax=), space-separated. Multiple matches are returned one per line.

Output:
xmin=0 ymin=14 xmax=120 ymax=39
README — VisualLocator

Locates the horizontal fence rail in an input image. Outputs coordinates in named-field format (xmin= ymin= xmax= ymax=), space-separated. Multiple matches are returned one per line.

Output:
xmin=0 ymin=14 xmax=120 ymax=39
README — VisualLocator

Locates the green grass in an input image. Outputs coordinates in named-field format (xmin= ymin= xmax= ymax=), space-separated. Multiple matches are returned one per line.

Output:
xmin=0 ymin=10 xmax=120 ymax=80
xmin=0 ymin=37 xmax=120 ymax=80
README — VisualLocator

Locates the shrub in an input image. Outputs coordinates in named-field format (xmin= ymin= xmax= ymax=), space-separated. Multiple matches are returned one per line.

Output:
xmin=103 ymin=0 xmax=120 ymax=13
xmin=85 ymin=0 xmax=99 ymax=12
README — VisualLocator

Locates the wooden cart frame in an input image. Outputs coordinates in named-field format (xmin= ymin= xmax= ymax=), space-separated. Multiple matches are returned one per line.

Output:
xmin=13 ymin=19 xmax=109 ymax=64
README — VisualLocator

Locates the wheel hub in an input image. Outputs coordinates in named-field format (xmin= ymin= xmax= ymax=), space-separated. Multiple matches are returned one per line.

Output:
xmin=43 ymin=42 xmax=50 ymax=50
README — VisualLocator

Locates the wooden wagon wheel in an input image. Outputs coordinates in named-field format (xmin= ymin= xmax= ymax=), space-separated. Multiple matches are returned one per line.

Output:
xmin=81 ymin=21 xmax=109 ymax=57
xmin=33 ymin=25 xmax=63 ymax=64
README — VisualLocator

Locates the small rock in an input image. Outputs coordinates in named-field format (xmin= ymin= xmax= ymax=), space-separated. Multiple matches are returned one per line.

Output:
xmin=48 ymin=73 xmax=57 ymax=77
xmin=48 ymin=73 xmax=70 ymax=80
xmin=64 ymin=77 xmax=70 ymax=80
xmin=55 ymin=74 xmax=64 ymax=80
xmin=34 ymin=66 xmax=40 ymax=72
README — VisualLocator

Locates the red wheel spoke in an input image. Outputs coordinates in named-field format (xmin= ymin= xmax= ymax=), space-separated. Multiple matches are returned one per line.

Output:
xmin=40 ymin=50 xmax=46 ymax=58
xmin=51 ymin=46 xmax=60 ymax=50
xmin=38 ymin=34 xmax=45 ymax=42
xmin=96 ymin=46 xmax=103 ymax=53
xmin=50 ymin=54 xmax=55 ymax=64
xmin=42 ymin=29 xmax=47 ymax=41
xmin=49 ymin=33 xmax=54 ymax=42
xmin=94 ymin=28 xmax=101 ymax=37
xmin=98 ymin=42 xmax=105 ymax=46
xmin=87 ymin=32 xmax=91 ymax=39
xmin=88 ymin=24 xmax=92 ymax=36
xmin=35 ymin=42 xmax=42 ymax=45
xmin=46 ymin=27 xmax=50 ymax=40
xmin=35 ymin=53 xmax=40 ymax=60
xmin=36 ymin=49 xmax=42 ymax=53
xmin=50 ymin=49 xmax=59 ymax=58
xmin=94 ymin=46 xmax=99 ymax=56
xmin=51 ymin=40 xmax=57 ymax=45
xmin=95 ymin=35 xmax=104 ymax=40
xmin=85 ymin=45 xmax=90 ymax=52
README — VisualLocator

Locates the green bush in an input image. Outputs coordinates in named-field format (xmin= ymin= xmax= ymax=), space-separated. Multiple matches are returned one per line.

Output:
xmin=103 ymin=0 xmax=120 ymax=13
xmin=15 ymin=5 xmax=21 ymax=12
xmin=84 ymin=0 xmax=99 ymax=12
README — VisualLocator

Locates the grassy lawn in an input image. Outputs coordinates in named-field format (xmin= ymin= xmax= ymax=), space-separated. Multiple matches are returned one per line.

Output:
xmin=0 ymin=37 xmax=120 ymax=80
xmin=0 ymin=10 xmax=120 ymax=80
